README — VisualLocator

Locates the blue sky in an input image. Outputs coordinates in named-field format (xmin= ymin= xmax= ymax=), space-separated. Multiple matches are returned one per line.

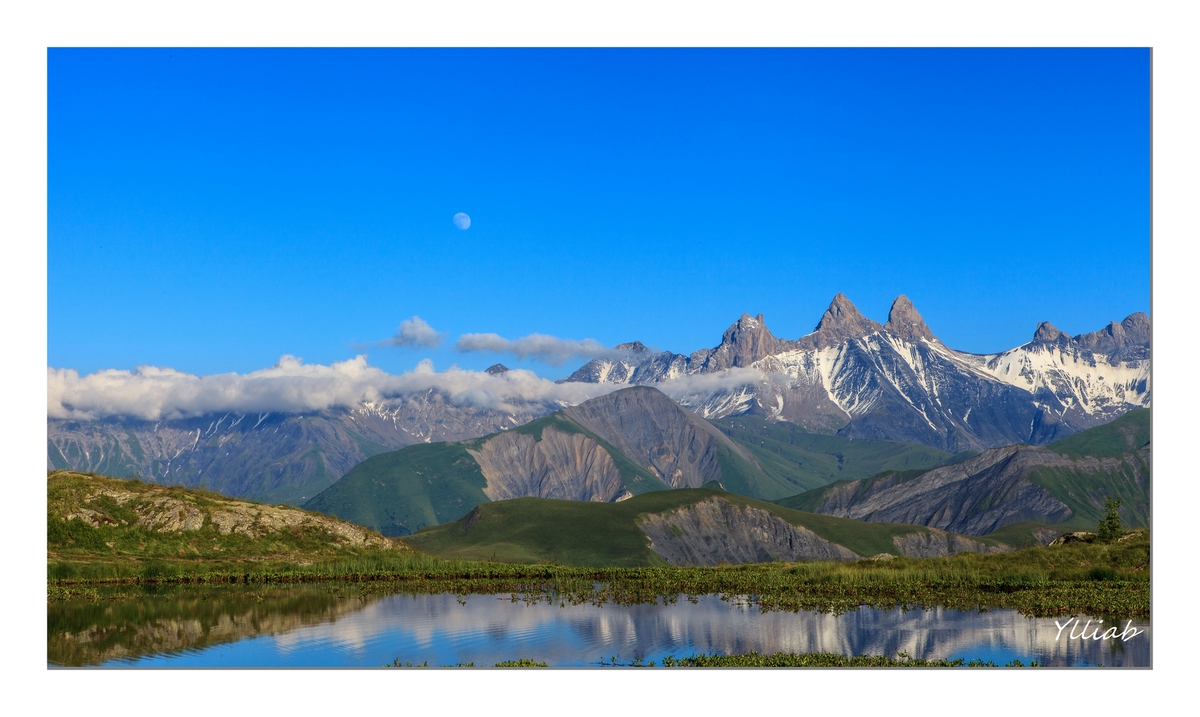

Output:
xmin=48 ymin=48 xmax=1150 ymax=379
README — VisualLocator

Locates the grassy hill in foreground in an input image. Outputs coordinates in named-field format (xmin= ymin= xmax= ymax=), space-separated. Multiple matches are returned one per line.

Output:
xmin=403 ymin=487 xmax=1000 ymax=567
xmin=48 ymin=471 xmax=406 ymax=575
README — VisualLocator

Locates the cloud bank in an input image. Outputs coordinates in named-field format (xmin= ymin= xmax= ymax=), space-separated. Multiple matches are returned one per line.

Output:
xmin=370 ymin=316 xmax=445 ymax=349
xmin=455 ymin=332 xmax=628 ymax=365
xmin=48 ymin=356 xmax=628 ymax=421
xmin=653 ymin=367 xmax=767 ymax=402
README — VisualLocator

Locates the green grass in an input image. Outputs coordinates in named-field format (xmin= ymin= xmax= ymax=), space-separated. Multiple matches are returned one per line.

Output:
xmin=48 ymin=471 xmax=406 ymax=571
xmin=303 ymin=442 xmax=491 ymax=536
xmin=50 ymin=530 xmax=1151 ymax=618
xmin=403 ymin=487 xmax=954 ymax=566
xmin=979 ymin=521 xmax=1065 ymax=549
xmin=714 ymin=415 xmax=951 ymax=493
xmin=1024 ymin=455 xmax=1150 ymax=530
xmin=1047 ymin=409 xmax=1149 ymax=458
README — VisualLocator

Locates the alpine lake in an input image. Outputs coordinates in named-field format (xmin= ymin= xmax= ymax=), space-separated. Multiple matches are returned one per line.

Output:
xmin=48 ymin=584 xmax=1150 ymax=668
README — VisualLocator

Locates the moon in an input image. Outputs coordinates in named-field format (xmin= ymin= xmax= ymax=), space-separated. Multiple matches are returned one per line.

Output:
xmin=453 ymin=212 xmax=471 ymax=230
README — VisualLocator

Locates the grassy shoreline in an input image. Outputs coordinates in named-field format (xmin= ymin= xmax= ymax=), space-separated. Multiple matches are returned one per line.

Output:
xmin=49 ymin=529 xmax=1150 ymax=617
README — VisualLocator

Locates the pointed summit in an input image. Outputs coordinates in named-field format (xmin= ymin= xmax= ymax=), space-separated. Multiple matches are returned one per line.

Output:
xmin=614 ymin=341 xmax=651 ymax=353
xmin=484 ymin=364 xmax=510 ymax=376
xmin=1032 ymin=321 xmax=1073 ymax=346
xmin=883 ymin=295 xmax=936 ymax=342
xmin=699 ymin=312 xmax=781 ymax=372
xmin=809 ymin=294 xmax=882 ymax=348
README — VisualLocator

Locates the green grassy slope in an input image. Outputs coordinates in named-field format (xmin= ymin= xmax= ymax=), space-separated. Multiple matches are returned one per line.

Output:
xmin=303 ymin=442 xmax=490 ymax=536
xmin=1047 ymin=408 xmax=1150 ymax=457
xmin=1024 ymin=455 xmax=1150 ymax=530
xmin=404 ymin=487 xmax=945 ymax=567
xmin=47 ymin=471 xmax=404 ymax=573
xmin=714 ymin=416 xmax=951 ymax=493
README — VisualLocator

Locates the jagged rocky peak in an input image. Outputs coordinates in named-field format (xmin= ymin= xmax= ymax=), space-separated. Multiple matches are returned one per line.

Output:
xmin=700 ymin=312 xmax=782 ymax=372
xmin=614 ymin=341 xmax=652 ymax=354
xmin=810 ymin=293 xmax=883 ymax=348
xmin=484 ymin=364 xmax=510 ymax=376
xmin=1074 ymin=312 xmax=1151 ymax=353
xmin=1032 ymin=321 xmax=1073 ymax=346
xmin=883 ymin=295 xmax=936 ymax=342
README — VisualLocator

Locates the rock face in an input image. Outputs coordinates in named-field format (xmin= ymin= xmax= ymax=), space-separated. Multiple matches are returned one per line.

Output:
xmin=891 ymin=528 xmax=1008 ymax=558
xmin=467 ymin=426 xmax=628 ymax=502
xmin=696 ymin=313 xmax=784 ymax=371
xmin=469 ymin=386 xmax=761 ymax=502
xmin=638 ymin=497 xmax=859 ymax=565
xmin=795 ymin=446 xmax=1075 ymax=535
xmin=1073 ymin=312 xmax=1151 ymax=359
xmin=792 ymin=441 xmax=1150 ymax=536
xmin=562 ymin=294 xmax=1150 ymax=452
xmin=883 ymin=295 xmax=937 ymax=343
xmin=563 ymin=386 xmax=754 ymax=489
xmin=802 ymin=292 xmax=885 ymax=350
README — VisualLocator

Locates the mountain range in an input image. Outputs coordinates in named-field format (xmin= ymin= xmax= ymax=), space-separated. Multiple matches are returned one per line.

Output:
xmin=564 ymin=294 xmax=1150 ymax=452
xmin=47 ymin=295 xmax=1149 ymax=505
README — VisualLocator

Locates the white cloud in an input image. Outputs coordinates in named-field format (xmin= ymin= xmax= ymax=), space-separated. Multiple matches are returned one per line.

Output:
xmin=374 ymin=316 xmax=445 ymax=349
xmin=48 ymin=355 xmax=627 ymax=421
xmin=455 ymin=332 xmax=626 ymax=365
xmin=653 ymin=367 xmax=767 ymax=402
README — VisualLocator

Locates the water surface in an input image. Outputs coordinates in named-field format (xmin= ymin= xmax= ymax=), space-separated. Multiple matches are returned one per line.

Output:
xmin=49 ymin=586 xmax=1150 ymax=668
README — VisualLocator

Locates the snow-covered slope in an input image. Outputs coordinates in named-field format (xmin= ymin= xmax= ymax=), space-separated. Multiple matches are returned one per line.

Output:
xmin=562 ymin=295 xmax=1150 ymax=452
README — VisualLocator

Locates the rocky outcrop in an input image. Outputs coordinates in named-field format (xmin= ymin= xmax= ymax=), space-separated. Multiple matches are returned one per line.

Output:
xmin=50 ymin=471 xmax=398 ymax=548
xmin=467 ymin=426 xmax=627 ymax=502
xmin=883 ymin=295 xmax=936 ymax=343
xmin=1073 ymin=312 xmax=1150 ymax=360
xmin=1032 ymin=321 xmax=1073 ymax=346
xmin=892 ymin=527 xmax=1008 ymax=558
xmin=697 ymin=313 xmax=784 ymax=372
xmin=563 ymin=386 xmax=754 ymax=489
xmin=639 ymin=497 xmax=859 ymax=566
xmin=799 ymin=293 xmax=885 ymax=350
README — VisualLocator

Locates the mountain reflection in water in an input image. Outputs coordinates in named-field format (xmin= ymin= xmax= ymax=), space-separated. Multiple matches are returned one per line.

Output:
xmin=49 ymin=588 xmax=1150 ymax=668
